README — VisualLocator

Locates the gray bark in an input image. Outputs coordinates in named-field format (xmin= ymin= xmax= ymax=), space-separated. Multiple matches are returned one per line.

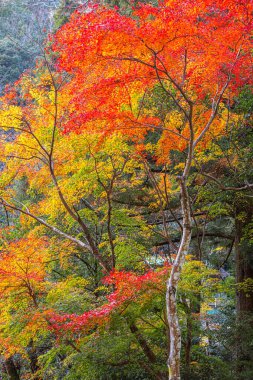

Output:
xmin=166 ymin=178 xmax=192 ymax=380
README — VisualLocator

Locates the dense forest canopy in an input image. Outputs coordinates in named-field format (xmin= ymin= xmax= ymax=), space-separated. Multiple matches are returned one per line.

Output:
xmin=0 ymin=0 xmax=252 ymax=379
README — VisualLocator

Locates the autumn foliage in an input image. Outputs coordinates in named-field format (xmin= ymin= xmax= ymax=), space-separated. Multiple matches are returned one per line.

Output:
xmin=53 ymin=0 xmax=252 ymax=148
xmin=0 ymin=0 xmax=252 ymax=379
xmin=49 ymin=266 xmax=170 ymax=334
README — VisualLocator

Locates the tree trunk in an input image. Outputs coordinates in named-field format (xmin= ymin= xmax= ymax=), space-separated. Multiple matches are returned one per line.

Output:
xmin=5 ymin=356 xmax=20 ymax=380
xmin=27 ymin=339 xmax=39 ymax=379
xmin=166 ymin=178 xmax=192 ymax=380
xmin=235 ymin=207 xmax=253 ymax=378
xmin=235 ymin=214 xmax=253 ymax=313
xmin=129 ymin=321 xmax=166 ymax=380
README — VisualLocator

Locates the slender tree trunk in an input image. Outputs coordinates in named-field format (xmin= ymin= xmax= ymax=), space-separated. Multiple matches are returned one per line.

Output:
xmin=4 ymin=356 xmax=20 ymax=380
xmin=129 ymin=321 xmax=166 ymax=380
xmin=166 ymin=178 xmax=192 ymax=380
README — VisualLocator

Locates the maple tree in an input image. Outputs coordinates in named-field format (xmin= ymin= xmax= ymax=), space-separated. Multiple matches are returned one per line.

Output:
xmin=0 ymin=0 xmax=252 ymax=379
xmin=51 ymin=1 xmax=252 ymax=378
